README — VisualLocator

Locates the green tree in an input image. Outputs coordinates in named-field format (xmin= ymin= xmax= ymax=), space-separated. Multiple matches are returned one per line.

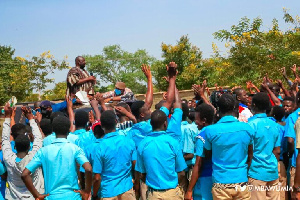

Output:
xmin=153 ymin=35 xmax=203 ymax=91
xmin=213 ymin=9 xmax=300 ymax=86
xmin=42 ymin=81 xmax=67 ymax=100
xmin=85 ymin=45 xmax=156 ymax=94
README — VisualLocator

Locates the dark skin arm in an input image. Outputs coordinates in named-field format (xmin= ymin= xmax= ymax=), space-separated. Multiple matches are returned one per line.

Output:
xmin=184 ymin=156 xmax=202 ymax=200
xmin=134 ymin=171 xmax=141 ymax=200
xmin=67 ymin=96 xmax=76 ymax=133
xmin=247 ymin=145 xmax=253 ymax=170
xmin=22 ymin=168 xmax=49 ymax=199
xmin=288 ymin=137 xmax=295 ymax=158
xmin=95 ymin=93 xmax=108 ymax=111
xmin=90 ymin=100 xmax=101 ymax=120
xmin=272 ymin=146 xmax=281 ymax=161
xmin=262 ymin=82 xmax=281 ymax=106
xmin=75 ymin=76 xmax=96 ymax=86
xmin=277 ymin=80 xmax=291 ymax=97
xmin=173 ymin=86 xmax=182 ymax=109
xmin=92 ymin=173 xmax=101 ymax=200
xmin=162 ymin=62 xmax=177 ymax=110
xmin=114 ymin=106 xmax=137 ymax=124
xmin=291 ymin=64 xmax=299 ymax=80
xmin=75 ymin=162 xmax=93 ymax=200
xmin=184 ymin=153 xmax=194 ymax=161
xmin=292 ymin=149 xmax=300 ymax=199
xmin=141 ymin=64 xmax=153 ymax=110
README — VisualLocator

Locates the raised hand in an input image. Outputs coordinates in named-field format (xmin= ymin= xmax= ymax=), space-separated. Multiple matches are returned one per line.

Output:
xmin=166 ymin=62 xmax=177 ymax=77
xmin=35 ymin=194 xmax=49 ymax=200
xmin=89 ymin=110 xmax=95 ymax=124
xmin=280 ymin=67 xmax=286 ymax=75
xmin=4 ymin=103 xmax=13 ymax=118
xmin=291 ymin=64 xmax=297 ymax=72
xmin=21 ymin=106 xmax=34 ymax=120
xmin=141 ymin=64 xmax=152 ymax=79
xmin=277 ymin=79 xmax=283 ymax=88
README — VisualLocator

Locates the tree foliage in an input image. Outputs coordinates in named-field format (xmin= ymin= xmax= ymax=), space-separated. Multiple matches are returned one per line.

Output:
xmin=85 ymin=45 xmax=156 ymax=94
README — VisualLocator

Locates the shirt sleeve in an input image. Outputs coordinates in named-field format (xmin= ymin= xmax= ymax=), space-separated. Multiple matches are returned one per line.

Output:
xmin=26 ymin=150 xmax=43 ymax=173
xmin=274 ymin=125 xmax=281 ymax=148
xmin=166 ymin=108 xmax=183 ymax=141
xmin=285 ymin=115 xmax=296 ymax=139
xmin=182 ymin=128 xmax=195 ymax=154
xmin=195 ymin=137 xmax=205 ymax=157
xmin=67 ymin=70 xmax=80 ymax=86
xmin=135 ymin=145 xmax=146 ymax=173
xmin=204 ymin=131 xmax=212 ymax=150
xmin=174 ymin=143 xmax=188 ymax=172
xmin=30 ymin=119 xmax=43 ymax=155
xmin=52 ymin=101 xmax=67 ymax=113
xmin=75 ymin=146 xmax=89 ymax=167
xmin=160 ymin=106 xmax=169 ymax=116
xmin=0 ymin=162 xmax=6 ymax=175
xmin=131 ymin=140 xmax=137 ymax=161
xmin=93 ymin=150 xmax=103 ymax=174
xmin=2 ymin=118 xmax=15 ymax=164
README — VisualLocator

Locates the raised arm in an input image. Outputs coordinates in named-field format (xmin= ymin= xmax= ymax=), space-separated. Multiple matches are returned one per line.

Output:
xmin=173 ymin=86 xmax=182 ymax=109
xmin=277 ymin=79 xmax=291 ymax=97
xmin=291 ymin=64 xmax=299 ymax=80
xmin=114 ymin=106 xmax=137 ymax=124
xmin=21 ymin=107 xmax=42 ymax=154
xmin=90 ymin=99 xmax=101 ymax=121
xmin=141 ymin=64 xmax=153 ymax=110
xmin=261 ymin=80 xmax=281 ymax=106
xmin=95 ymin=92 xmax=108 ymax=112
xmin=2 ymin=104 xmax=14 ymax=162
xmin=162 ymin=62 xmax=177 ymax=110
xmin=280 ymin=67 xmax=293 ymax=87
xmin=66 ymin=97 xmax=76 ymax=133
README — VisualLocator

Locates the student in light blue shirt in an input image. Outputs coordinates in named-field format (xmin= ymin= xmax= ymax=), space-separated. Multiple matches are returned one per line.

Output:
xmin=248 ymin=92 xmax=281 ymax=200
xmin=185 ymin=103 xmax=215 ymax=200
xmin=93 ymin=110 xmax=137 ymax=200
xmin=204 ymin=94 xmax=253 ymax=199
xmin=135 ymin=109 xmax=187 ymax=200
xmin=22 ymin=116 xmax=92 ymax=200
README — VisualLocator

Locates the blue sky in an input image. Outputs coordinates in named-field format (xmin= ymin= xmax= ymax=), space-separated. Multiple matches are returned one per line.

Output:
xmin=1 ymin=0 xmax=300 ymax=89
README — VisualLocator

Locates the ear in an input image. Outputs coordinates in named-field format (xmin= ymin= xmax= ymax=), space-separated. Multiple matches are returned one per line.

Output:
xmin=237 ymin=95 xmax=241 ymax=101
xmin=140 ymin=113 xmax=144 ymax=119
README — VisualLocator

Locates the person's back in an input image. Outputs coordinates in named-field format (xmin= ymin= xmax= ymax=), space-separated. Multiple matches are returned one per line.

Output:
xmin=248 ymin=114 xmax=280 ymax=179
xmin=2 ymin=107 xmax=44 ymax=200
xmin=205 ymin=116 xmax=253 ymax=183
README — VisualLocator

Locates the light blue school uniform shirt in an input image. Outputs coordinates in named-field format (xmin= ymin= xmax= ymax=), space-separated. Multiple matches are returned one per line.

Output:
xmin=181 ymin=121 xmax=197 ymax=166
xmin=284 ymin=108 xmax=300 ymax=167
xmin=71 ymin=129 xmax=96 ymax=151
xmin=127 ymin=120 xmax=152 ymax=148
xmin=43 ymin=133 xmax=80 ymax=147
xmin=93 ymin=132 xmax=136 ymax=198
xmin=161 ymin=107 xmax=183 ymax=142
xmin=84 ymin=138 xmax=102 ymax=166
xmin=26 ymin=138 xmax=89 ymax=200
xmin=0 ymin=152 xmax=5 ymax=199
xmin=135 ymin=131 xmax=187 ymax=190
xmin=204 ymin=116 xmax=254 ymax=184
xmin=248 ymin=113 xmax=281 ymax=181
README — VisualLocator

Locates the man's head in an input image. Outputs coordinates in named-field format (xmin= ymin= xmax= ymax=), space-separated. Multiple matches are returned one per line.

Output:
xmin=131 ymin=100 xmax=151 ymax=121
xmin=271 ymin=84 xmax=280 ymax=97
xmin=75 ymin=110 xmax=89 ymax=128
xmin=155 ymin=100 xmax=166 ymax=110
xmin=150 ymin=110 xmax=168 ymax=131
xmin=115 ymin=102 xmax=130 ymax=118
xmin=296 ymin=91 xmax=300 ymax=108
xmin=50 ymin=112 xmax=67 ymax=123
xmin=270 ymin=106 xmax=285 ymax=122
xmin=182 ymin=103 xmax=189 ymax=121
xmin=188 ymin=100 xmax=193 ymax=108
xmin=100 ymin=110 xmax=117 ymax=132
xmin=195 ymin=103 xmax=215 ymax=130
xmin=75 ymin=56 xmax=86 ymax=69
xmin=217 ymin=94 xmax=236 ymax=115
xmin=114 ymin=82 xmax=126 ymax=96
xmin=282 ymin=96 xmax=295 ymax=115
xmin=182 ymin=99 xmax=188 ymax=105
xmin=92 ymin=120 xmax=104 ymax=139
xmin=40 ymin=100 xmax=53 ymax=119
xmin=52 ymin=116 xmax=70 ymax=136
xmin=15 ymin=134 xmax=30 ymax=153
xmin=251 ymin=92 xmax=270 ymax=113
xmin=233 ymin=88 xmax=249 ymax=105
xmin=40 ymin=119 xmax=52 ymax=137
xmin=33 ymin=101 xmax=41 ymax=110
xmin=11 ymin=123 xmax=27 ymax=140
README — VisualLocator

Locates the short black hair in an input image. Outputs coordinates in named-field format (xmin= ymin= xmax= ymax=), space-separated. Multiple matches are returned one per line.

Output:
xmin=182 ymin=103 xmax=189 ymax=121
xmin=195 ymin=103 xmax=215 ymax=124
xmin=116 ymin=102 xmax=130 ymax=117
xmin=283 ymin=96 xmax=295 ymax=103
xmin=155 ymin=100 xmax=166 ymax=110
xmin=75 ymin=110 xmax=89 ymax=128
xmin=50 ymin=112 xmax=67 ymax=123
xmin=11 ymin=123 xmax=27 ymax=140
xmin=93 ymin=125 xmax=104 ymax=138
xmin=131 ymin=101 xmax=145 ymax=119
xmin=52 ymin=116 xmax=70 ymax=136
xmin=75 ymin=56 xmax=83 ymax=63
xmin=252 ymin=92 xmax=270 ymax=111
xmin=15 ymin=134 xmax=30 ymax=153
xmin=233 ymin=88 xmax=244 ymax=97
xmin=100 ymin=110 xmax=117 ymax=131
xmin=217 ymin=94 xmax=235 ymax=113
xmin=40 ymin=119 xmax=53 ymax=136
xmin=150 ymin=110 xmax=167 ymax=130
xmin=188 ymin=111 xmax=196 ymax=122
xmin=272 ymin=106 xmax=285 ymax=122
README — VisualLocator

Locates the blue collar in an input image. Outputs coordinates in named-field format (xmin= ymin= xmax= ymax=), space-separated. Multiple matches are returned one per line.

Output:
xmin=103 ymin=131 xmax=119 ymax=139
xmin=147 ymin=131 xmax=165 ymax=137
xmin=72 ymin=129 xmax=86 ymax=135
xmin=52 ymin=138 xmax=70 ymax=144
xmin=181 ymin=121 xmax=189 ymax=125
xmin=217 ymin=115 xmax=238 ymax=124
xmin=252 ymin=113 xmax=267 ymax=119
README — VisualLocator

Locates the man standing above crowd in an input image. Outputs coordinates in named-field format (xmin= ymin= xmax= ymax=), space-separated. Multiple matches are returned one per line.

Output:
xmin=66 ymin=56 xmax=96 ymax=97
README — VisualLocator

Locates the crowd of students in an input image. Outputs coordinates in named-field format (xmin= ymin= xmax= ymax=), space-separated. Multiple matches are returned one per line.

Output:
xmin=0 ymin=61 xmax=300 ymax=200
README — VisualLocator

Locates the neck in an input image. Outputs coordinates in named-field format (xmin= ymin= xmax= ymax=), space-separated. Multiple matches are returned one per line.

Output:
xmin=119 ymin=116 xmax=129 ymax=123
xmin=253 ymin=110 xmax=265 ymax=115
xmin=219 ymin=112 xmax=235 ymax=118
xmin=104 ymin=128 xmax=116 ymax=134
xmin=16 ymin=152 xmax=27 ymax=159
xmin=56 ymin=134 xmax=68 ymax=139
xmin=76 ymin=127 xmax=85 ymax=130
xmin=152 ymin=128 xmax=165 ymax=132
